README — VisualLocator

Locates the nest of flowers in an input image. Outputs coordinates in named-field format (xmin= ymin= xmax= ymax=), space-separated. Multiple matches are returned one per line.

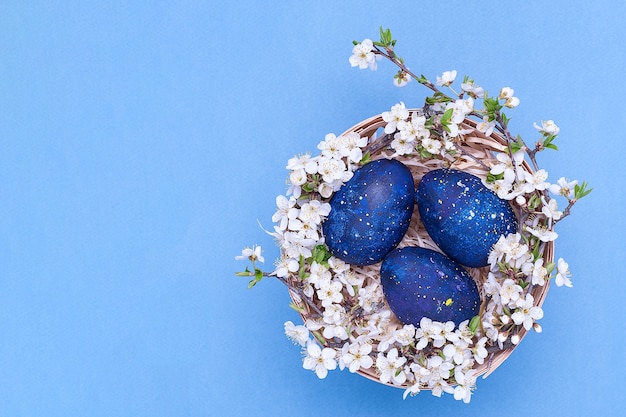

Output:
xmin=235 ymin=28 xmax=590 ymax=402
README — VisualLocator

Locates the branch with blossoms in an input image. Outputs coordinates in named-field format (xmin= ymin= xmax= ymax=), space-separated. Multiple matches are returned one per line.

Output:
xmin=350 ymin=27 xmax=591 ymax=223
xmin=350 ymin=27 xmax=591 ymax=225
xmin=233 ymin=27 xmax=591 ymax=403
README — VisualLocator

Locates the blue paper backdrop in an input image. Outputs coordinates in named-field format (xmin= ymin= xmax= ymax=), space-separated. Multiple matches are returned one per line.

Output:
xmin=1 ymin=1 xmax=624 ymax=416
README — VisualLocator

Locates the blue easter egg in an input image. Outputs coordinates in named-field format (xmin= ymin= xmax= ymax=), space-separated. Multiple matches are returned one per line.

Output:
xmin=416 ymin=168 xmax=518 ymax=268
xmin=380 ymin=246 xmax=480 ymax=326
xmin=322 ymin=158 xmax=415 ymax=266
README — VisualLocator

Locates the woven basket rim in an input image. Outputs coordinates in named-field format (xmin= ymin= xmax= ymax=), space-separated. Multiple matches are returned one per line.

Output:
xmin=289 ymin=109 xmax=554 ymax=389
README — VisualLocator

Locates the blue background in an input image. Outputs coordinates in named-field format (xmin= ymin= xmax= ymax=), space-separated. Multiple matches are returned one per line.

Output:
xmin=1 ymin=1 xmax=624 ymax=416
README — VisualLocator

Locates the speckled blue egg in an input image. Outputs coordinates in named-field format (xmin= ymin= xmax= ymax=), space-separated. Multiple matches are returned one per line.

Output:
xmin=322 ymin=158 xmax=415 ymax=266
xmin=380 ymin=247 xmax=480 ymax=326
xmin=416 ymin=168 xmax=518 ymax=268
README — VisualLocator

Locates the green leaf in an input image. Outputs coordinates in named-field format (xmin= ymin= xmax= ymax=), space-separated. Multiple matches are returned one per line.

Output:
xmin=486 ymin=172 xmax=504 ymax=183
xmin=532 ymin=238 xmax=541 ymax=260
xmin=360 ymin=151 xmax=371 ymax=164
xmin=312 ymin=244 xmax=332 ymax=266
xmin=469 ymin=315 xmax=480 ymax=334
xmin=312 ymin=331 xmax=327 ymax=345
xmin=415 ymin=74 xmax=429 ymax=84
xmin=247 ymin=278 xmax=258 ymax=289
xmin=483 ymin=96 xmax=503 ymax=115
xmin=440 ymin=107 xmax=454 ymax=125
xmin=528 ymin=193 xmax=541 ymax=210
xmin=425 ymin=91 xmax=452 ymax=105
xmin=379 ymin=27 xmax=393 ymax=46
xmin=419 ymin=148 xmax=433 ymax=159
xmin=289 ymin=302 xmax=305 ymax=313
xmin=511 ymin=135 xmax=524 ymax=153
xmin=574 ymin=181 xmax=593 ymax=199
xmin=542 ymin=135 xmax=558 ymax=151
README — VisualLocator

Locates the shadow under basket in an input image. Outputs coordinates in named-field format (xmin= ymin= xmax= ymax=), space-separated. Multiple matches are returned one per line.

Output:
xmin=288 ymin=111 xmax=553 ymax=389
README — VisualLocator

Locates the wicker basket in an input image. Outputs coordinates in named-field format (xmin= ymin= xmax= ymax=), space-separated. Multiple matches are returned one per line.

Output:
xmin=288 ymin=110 xmax=553 ymax=389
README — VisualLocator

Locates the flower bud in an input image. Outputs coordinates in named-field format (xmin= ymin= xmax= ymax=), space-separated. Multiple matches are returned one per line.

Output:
xmin=499 ymin=87 xmax=514 ymax=99
xmin=511 ymin=334 xmax=520 ymax=345
xmin=533 ymin=323 xmax=543 ymax=333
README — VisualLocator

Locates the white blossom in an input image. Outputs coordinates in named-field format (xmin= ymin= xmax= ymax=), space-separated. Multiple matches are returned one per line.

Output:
xmin=526 ymin=225 xmax=558 ymax=242
xmin=394 ymin=325 xmax=417 ymax=346
xmin=322 ymin=323 xmax=349 ymax=341
xmin=235 ymin=245 xmax=264 ymax=263
xmin=499 ymin=87 xmax=515 ymax=99
xmin=284 ymin=321 xmax=310 ymax=346
xmin=534 ymin=120 xmax=560 ymax=136
xmin=500 ymin=278 xmax=523 ymax=307
xmin=476 ymin=116 xmax=496 ymax=136
xmin=274 ymin=256 xmax=299 ymax=277
xmin=461 ymin=80 xmax=484 ymax=98
xmin=471 ymin=337 xmax=489 ymax=365
xmin=376 ymin=348 xmax=407 ymax=385
xmin=490 ymin=151 xmax=525 ymax=184
xmin=342 ymin=342 xmax=374 ymax=373
xmin=281 ymin=231 xmax=315 ymax=259
xmin=499 ymin=87 xmax=519 ymax=108
xmin=422 ymin=137 xmax=442 ymax=155
xmin=349 ymin=38 xmax=379 ymax=70
xmin=317 ymin=156 xmax=347 ymax=184
xmin=272 ymin=195 xmax=298 ymax=230
xmin=511 ymin=294 xmax=544 ymax=330
xmin=317 ymin=182 xmax=334 ymax=199
xmin=317 ymin=133 xmax=344 ymax=160
xmin=523 ymin=169 xmax=550 ymax=193
xmin=358 ymin=283 xmax=384 ymax=313
xmin=531 ymin=258 xmax=549 ymax=286
xmin=541 ymin=196 xmax=563 ymax=221
xmin=488 ymin=233 xmax=531 ymax=269
xmin=397 ymin=112 xmax=429 ymax=142
xmin=334 ymin=269 xmax=364 ymax=297
xmin=308 ymin=261 xmax=332 ymax=289
xmin=288 ymin=217 xmax=319 ymax=240
xmin=289 ymin=168 xmax=307 ymax=186
xmin=453 ymin=367 xmax=476 ymax=403
xmin=442 ymin=341 xmax=470 ymax=365
xmin=382 ymin=102 xmax=410 ymax=134
xmin=555 ymin=258 xmax=573 ymax=287
xmin=286 ymin=153 xmax=318 ymax=174
xmin=302 ymin=342 xmax=337 ymax=379
xmin=299 ymin=200 xmax=331 ymax=224
xmin=504 ymin=96 xmax=520 ymax=108
xmin=391 ymin=134 xmax=415 ymax=156
xmin=436 ymin=70 xmax=457 ymax=86
xmin=317 ymin=280 xmax=343 ymax=307
xmin=549 ymin=177 xmax=578 ymax=199
xmin=339 ymin=132 xmax=368 ymax=163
